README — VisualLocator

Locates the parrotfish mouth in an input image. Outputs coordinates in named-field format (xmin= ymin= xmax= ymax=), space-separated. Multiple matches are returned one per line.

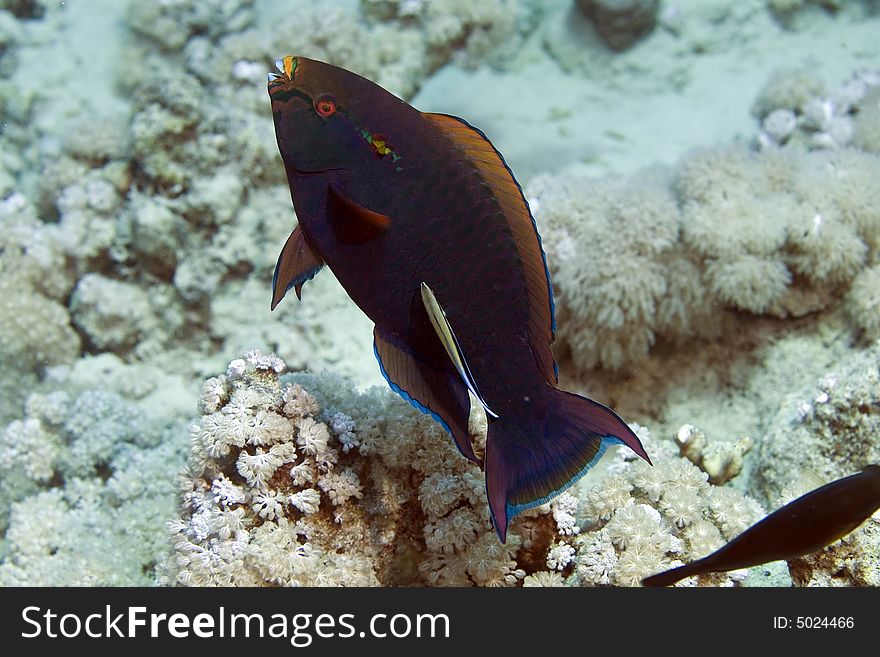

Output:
xmin=267 ymin=59 xmax=284 ymax=83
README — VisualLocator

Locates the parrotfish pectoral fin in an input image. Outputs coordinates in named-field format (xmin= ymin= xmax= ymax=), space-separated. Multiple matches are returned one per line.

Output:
xmin=485 ymin=387 xmax=651 ymax=542
xmin=373 ymin=325 xmax=479 ymax=464
xmin=326 ymin=183 xmax=391 ymax=245
xmin=271 ymin=225 xmax=325 ymax=309
xmin=420 ymin=282 xmax=498 ymax=420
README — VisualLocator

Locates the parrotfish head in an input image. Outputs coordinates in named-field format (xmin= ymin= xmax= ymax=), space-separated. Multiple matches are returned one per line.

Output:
xmin=267 ymin=56 xmax=416 ymax=176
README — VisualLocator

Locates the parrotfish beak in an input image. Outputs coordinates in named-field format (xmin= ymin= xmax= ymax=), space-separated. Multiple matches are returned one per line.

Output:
xmin=267 ymin=56 xmax=296 ymax=85
xmin=267 ymin=59 xmax=284 ymax=84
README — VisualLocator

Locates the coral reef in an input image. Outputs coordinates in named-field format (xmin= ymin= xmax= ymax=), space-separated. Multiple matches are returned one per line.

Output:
xmin=763 ymin=0 xmax=879 ymax=28
xmin=131 ymin=0 xmax=534 ymax=101
xmin=529 ymin=120 xmax=880 ymax=369
xmin=567 ymin=425 xmax=765 ymax=586
xmin=162 ymin=353 xmax=779 ymax=588
xmin=0 ymin=384 xmax=188 ymax=584
xmin=527 ymin=172 xmax=719 ymax=370
xmin=126 ymin=0 xmax=256 ymax=51
xmin=0 ymin=194 xmax=80 ymax=424
xmin=753 ymin=69 xmax=880 ymax=150
xmin=675 ymin=424 xmax=753 ymax=486
xmin=160 ymin=351 xmax=559 ymax=586
xmin=753 ymin=341 xmax=880 ymax=504
xmin=1 ymin=0 xmax=878 ymax=589
xmin=70 ymin=273 xmax=159 ymax=352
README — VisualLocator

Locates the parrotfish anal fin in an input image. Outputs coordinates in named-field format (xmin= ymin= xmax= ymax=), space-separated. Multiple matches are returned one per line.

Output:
xmin=373 ymin=326 xmax=479 ymax=464
xmin=420 ymin=282 xmax=498 ymax=419
xmin=271 ymin=225 xmax=325 ymax=309
xmin=326 ymin=183 xmax=392 ymax=245
xmin=425 ymin=112 xmax=558 ymax=384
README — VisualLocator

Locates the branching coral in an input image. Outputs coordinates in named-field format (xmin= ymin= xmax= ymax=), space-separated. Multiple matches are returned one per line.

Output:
xmin=160 ymin=350 xmax=559 ymax=587
xmin=530 ymin=88 xmax=880 ymax=369
xmin=0 ymin=384 xmax=187 ymax=584
xmin=570 ymin=426 xmax=764 ymax=586
xmin=528 ymin=173 xmax=718 ymax=370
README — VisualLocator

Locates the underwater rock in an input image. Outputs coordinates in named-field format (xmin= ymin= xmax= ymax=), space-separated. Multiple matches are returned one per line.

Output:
xmin=576 ymin=0 xmax=659 ymax=51
xmin=754 ymin=342 xmax=880 ymax=504
xmin=675 ymin=424 xmax=753 ymax=486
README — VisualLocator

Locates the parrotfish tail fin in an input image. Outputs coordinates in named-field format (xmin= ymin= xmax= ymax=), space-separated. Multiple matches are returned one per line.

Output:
xmin=486 ymin=387 xmax=650 ymax=542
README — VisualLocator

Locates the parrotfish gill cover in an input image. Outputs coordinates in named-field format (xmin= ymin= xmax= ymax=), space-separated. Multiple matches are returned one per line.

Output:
xmin=267 ymin=56 xmax=651 ymax=542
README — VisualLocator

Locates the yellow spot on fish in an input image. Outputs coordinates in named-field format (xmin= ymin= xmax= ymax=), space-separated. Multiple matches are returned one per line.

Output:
xmin=283 ymin=56 xmax=297 ymax=80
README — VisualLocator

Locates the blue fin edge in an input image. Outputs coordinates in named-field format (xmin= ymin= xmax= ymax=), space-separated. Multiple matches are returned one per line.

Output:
xmin=273 ymin=263 xmax=324 ymax=300
xmin=505 ymin=436 xmax=624 ymax=520
xmin=372 ymin=341 xmax=452 ymax=436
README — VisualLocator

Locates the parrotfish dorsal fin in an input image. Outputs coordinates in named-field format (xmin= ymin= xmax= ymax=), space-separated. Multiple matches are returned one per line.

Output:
xmin=373 ymin=326 xmax=479 ymax=464
xmin=425 ymin=112 xmax=558 ymax=385
xmin=271 ymin=224 xmax=325 ymax=309
xmin=326 ymin=183 xmax=392 ymax=244
xmin=420 ymin=282 xmax=498 ymax=420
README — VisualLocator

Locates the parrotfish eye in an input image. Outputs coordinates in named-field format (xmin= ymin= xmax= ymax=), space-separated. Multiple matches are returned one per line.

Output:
xmin=315 ymin=96 xmax=337 ymax=117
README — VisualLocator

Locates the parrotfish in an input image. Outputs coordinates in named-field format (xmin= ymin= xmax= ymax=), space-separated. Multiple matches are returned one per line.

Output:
xmin=267 ymin=56 xmax=650 ymax=542
xmin=642 ymin=464 xmax=880 ymax=587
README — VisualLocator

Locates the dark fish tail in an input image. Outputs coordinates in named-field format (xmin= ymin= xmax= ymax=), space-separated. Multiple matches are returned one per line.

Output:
xmin=641 ymin=559 xmax=711 ymax=587
xmin=486 ymin=386 xmax=650 ymax=542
